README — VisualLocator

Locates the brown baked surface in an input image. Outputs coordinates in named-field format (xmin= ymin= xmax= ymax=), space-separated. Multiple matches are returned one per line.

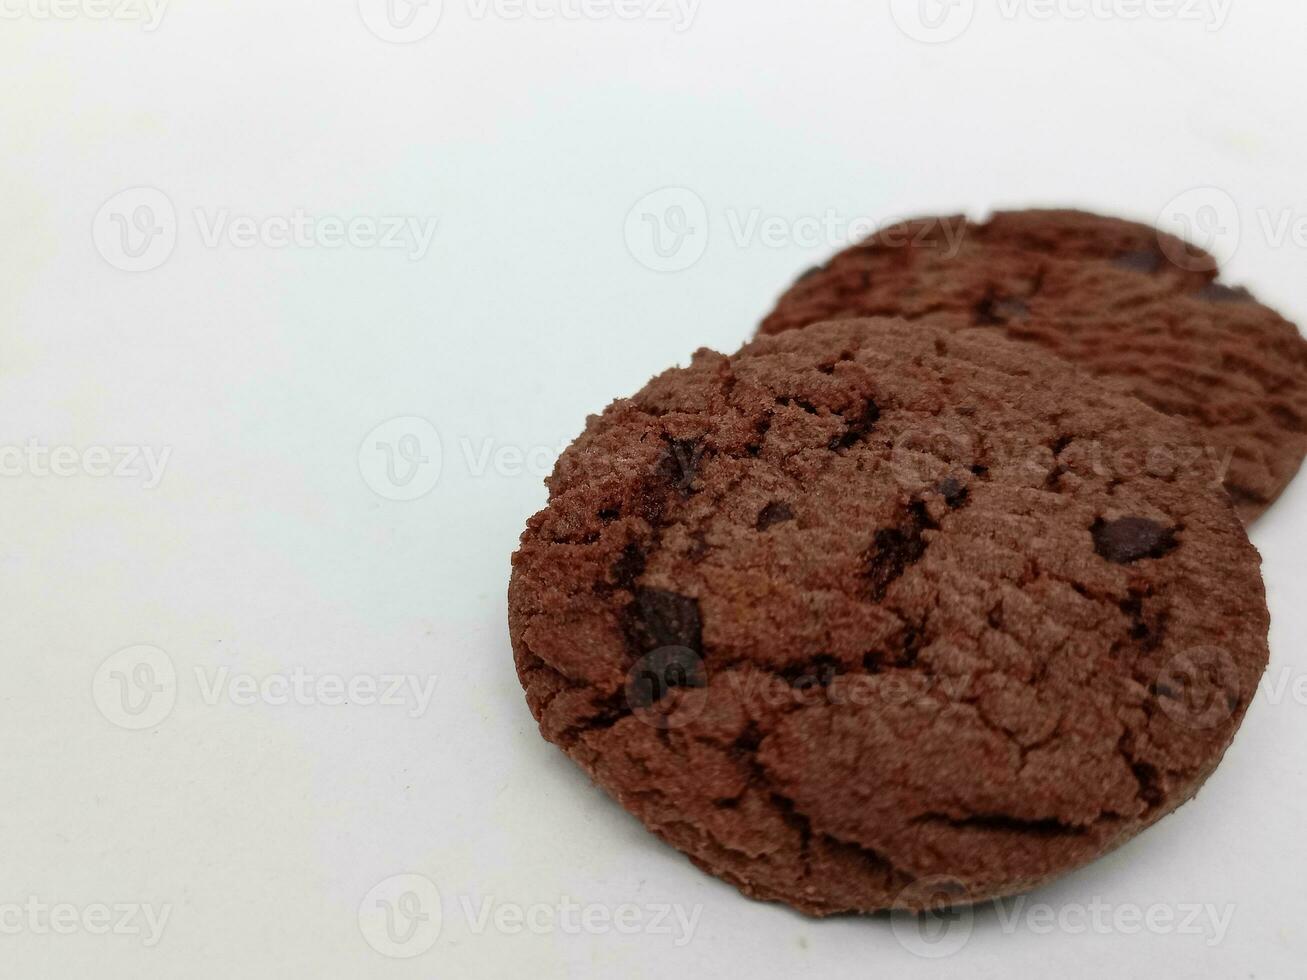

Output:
xmin=508 ymin=318 xmax=1270 ymax=915
xmin=759 ymin=209 xmax=1307 ymax=522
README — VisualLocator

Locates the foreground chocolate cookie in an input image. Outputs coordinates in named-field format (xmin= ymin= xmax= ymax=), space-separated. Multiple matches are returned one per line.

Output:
xmin=509 ymin=319 xmax=1270 ymax=916
xmin=760 ymin=209 xmax=1307 ymax=522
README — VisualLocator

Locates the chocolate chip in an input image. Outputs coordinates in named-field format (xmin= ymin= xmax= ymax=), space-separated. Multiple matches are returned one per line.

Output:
xmin=1120 ymin=594 xmax=1169 ymax=652
xmin=610 ymin=543 xmax=647 ymax=591
xmin=1120 ymin=595 xmax=1148 ymax=641
xmin=896 ymin=625 xmax=922 ymax=668
xmin=1113 ymin=250 xmax=1162 ymax=274
xmin=1092 ymin=517 xmax=1178 ymax=564
xmin=625 ymin=646 xmax=707 ymax=708
xmin=627 ymin=588 xmax=703 ymax=652
xmin=937 ymin=477 xmax=969 ymax=508
xmin=1131 ymin=762 xmax=1165 ymax=808
xmin=756 ymin=501 xmax=795 ymax=531
xmin=1197 ymin=282 xmax=1253 ymax=304
xmin=973 ymin=295 xmax=1001 ymax=325
xmin=830 ymin=399 xmax=881 ymax=450
xmin=780 ymin=655 xmax=841 ymax=689
xmin=864 ymin=519 xmax=929 ymax=601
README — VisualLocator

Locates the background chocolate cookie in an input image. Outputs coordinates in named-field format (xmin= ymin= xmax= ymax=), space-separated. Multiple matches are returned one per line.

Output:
xmin=509 ymin=319 xmax=1270 ymax=916
xmin=760 ymin=210 xmax=1307 ymax=523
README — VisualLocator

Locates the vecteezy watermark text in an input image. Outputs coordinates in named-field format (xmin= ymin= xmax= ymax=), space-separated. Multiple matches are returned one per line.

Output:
xmin=723 ymin=208 xmax=966 ymax=255
xmin=994 ymin=0 xmax=1232 ymax=29
xmin=0 ymin=0 xmax=168 ymax=30
xmin=623 ymin=186 xmax=967 ymax=273
xmin=465 ymin=0 xmax=699 ymax=30
xmin=93 ymin=645 xmax=439 ymax=730
xmin=0 ymin=897 xmax=172 ymax=947
xmin=193 ymin=666 xmax=438 ymax=717
xmin=1156 ymin=186 xmax=1307 ymax=270
xmin=192 ymin=209 xmax=438 ymax=260
xmin=358 ymin=415 xmax=569 ymax=501
xmin=894 ymin=889 xmax=1235 ymax=958
xmin=357 ymin=874 xmax=701 ymax=958
xmin=458 ymin=894 xmax=701 ymax=945
xmin=357 ymin=0 xmax=700 ymax=43
xmin=890 ymin=0 xmax=1232 ymax=44
xmin=0 ymin=440 xmax=171 ymax=489
xmin=93 ymin=188 xmax=439 ymax=273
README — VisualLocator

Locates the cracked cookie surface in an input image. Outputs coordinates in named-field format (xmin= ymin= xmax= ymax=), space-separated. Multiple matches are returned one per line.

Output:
xmin=760 ymin=209 xmax=1307 ymax=523
xmin=508 ymin=318 xmax=1269 ymax=915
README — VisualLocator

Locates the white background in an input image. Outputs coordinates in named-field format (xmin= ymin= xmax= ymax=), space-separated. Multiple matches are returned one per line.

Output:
xmin=1 ymin=1 xmax=1304 ymax=977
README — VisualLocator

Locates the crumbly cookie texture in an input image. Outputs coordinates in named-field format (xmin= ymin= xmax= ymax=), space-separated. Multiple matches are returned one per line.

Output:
xmin=760 ymin=209 xmax=1307 ymax=523
xmin=509 ymin=318 xmax=1270 ymax=916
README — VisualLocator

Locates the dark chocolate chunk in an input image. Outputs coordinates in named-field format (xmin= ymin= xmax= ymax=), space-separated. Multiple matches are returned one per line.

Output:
xmin=1113 ymin=249 xmax=1162 ymax=273
xmin=756 ymin=501 xmax=795 ymax=530
xmin=1197 ymin=282 xmax=1253 ymax=304
xmin=1092 ymin=516 xmax=1178 ymax=564
xmin=625 ymin=645 xmax=707 ymax=708
xmin=628 ymin=588 xmax=703 ymax=652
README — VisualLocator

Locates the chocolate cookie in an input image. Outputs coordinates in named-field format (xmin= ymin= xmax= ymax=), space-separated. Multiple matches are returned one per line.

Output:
xmin=508 ymin=318 xmax=1269 ymax=916
xmin=760 ymin=209 xmax=1307 ymax=522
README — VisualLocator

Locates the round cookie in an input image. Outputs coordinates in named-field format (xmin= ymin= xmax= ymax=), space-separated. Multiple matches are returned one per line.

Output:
xmin=760 ymin=209 xmax=1307 ymax=523
xmin=509 ymin=318 xmax=1270 ymax=916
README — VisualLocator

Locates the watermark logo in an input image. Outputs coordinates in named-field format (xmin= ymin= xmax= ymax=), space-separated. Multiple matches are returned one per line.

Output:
xmin=357 ymin=875 xmax=703 ymax=950
xmin=359 ymin=0 xmax=700 ymax=35
xmin=1256 ymin=207 xmax=1307 ymax=252
xmin=893 ymin=884 xmax=1236 ymax=957
xmin=96 ymin=653 xmax=438 ymax=728
xmin=995 ymin=0 xmax=1233 ymax=30
xmin=624 ymin=195 xmax=966 ymax=274
xmin=888 ymin=424 xmax=1230 ymax=497
xmin=194 ymin=667 xmax=438 ymax=718
xmin=890 ymin=0 xmax=1233 ymax=43
xmin=1155 ymin=645 xmax=1241 ymax=730
xmin=0 ymin=0 xmax=169 ymax=30
xmin=988 ymin=896 xmax=1235 ymax=946
xmin=191 ymin=209 xmax=438 ymax=260
xmin=1158 ymin=186 xmax=1241 ymax=269
xmin=624 ymin=187 xmax=709 ymax=273
xmin=889 ymin=425 xmax=978 ymax=490
xmin=358 ymin=418 xmax=573 ymax=496
xmin=93 ymin=187 xmax=177 ymax=273
xmin=624 ymin=646 xmax=709 ymax=729
xmin=890 ymin=877 xmax=975 ymax=958
xmin=359 ymin=874 xmax=443 ymax=959
xmin=465 ymin=0 xmax=699 ymax=30
xmin=725 ymin=209 xmax=965 ymax=256
xmin=1156 ymin=188 xmax=1307 ymax=265
xmin=458 ymin=893 xmax=701 ymax=944
xmin=0 ymin=440 xmax=171 ymax=488
xmin=92 ymin=645 xmax=177 ymax=730
xmin=0 ymin=898 xmax=172 ymax=947
xmin=890 ymin=0 xmax=976 ymax=43
xmin=358 ymin=0 xmax=444 ymax=42
xmin=359 ymin=417 xmax=443 ymax=501
xmin=95 ymin=189 xmax=439 ymax=271
xmin=1260 ymin=666 xmax=1307 ymax=708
